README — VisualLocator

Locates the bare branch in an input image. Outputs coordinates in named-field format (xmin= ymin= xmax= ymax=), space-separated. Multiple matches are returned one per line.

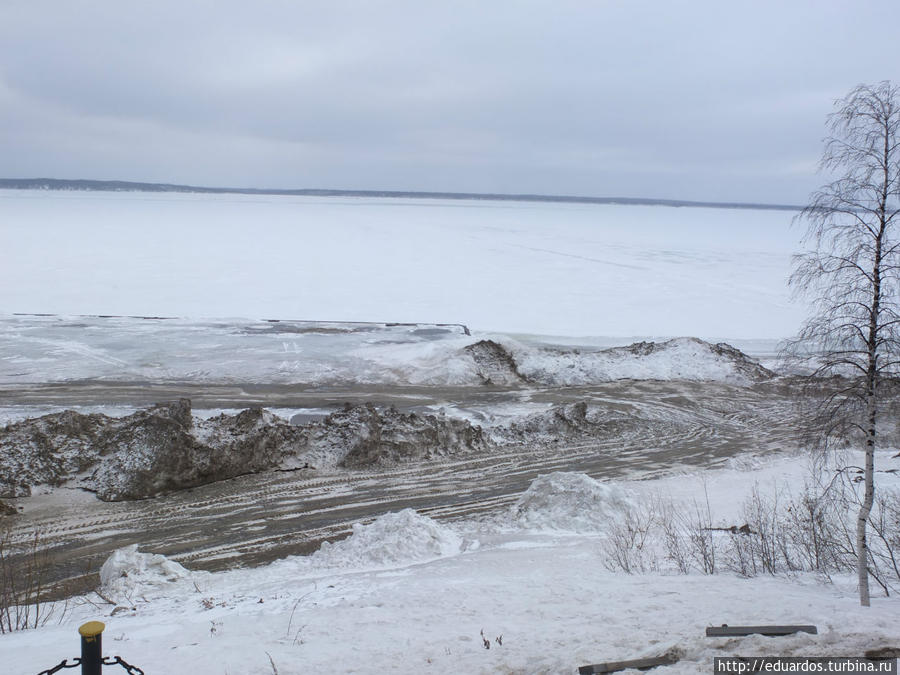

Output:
xmin=784 ymin=81 xmax=900 ymax=606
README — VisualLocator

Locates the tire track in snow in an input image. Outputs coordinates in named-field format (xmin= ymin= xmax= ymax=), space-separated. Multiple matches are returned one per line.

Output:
xmin=5 ymin=379 xmax=801 ymax=597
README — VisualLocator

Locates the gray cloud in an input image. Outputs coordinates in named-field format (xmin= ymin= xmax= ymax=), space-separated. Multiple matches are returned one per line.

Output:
xmin=1 ymin=1 xmax=897 ymax=201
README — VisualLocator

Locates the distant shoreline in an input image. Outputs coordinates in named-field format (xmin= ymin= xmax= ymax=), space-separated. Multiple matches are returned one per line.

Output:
xmin=0 ymin=177 xmax=803 ymax=212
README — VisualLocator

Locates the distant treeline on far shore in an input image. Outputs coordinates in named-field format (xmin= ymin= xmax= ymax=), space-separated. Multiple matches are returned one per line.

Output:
xmin=0 ymin=177 xmax=803 ymax=212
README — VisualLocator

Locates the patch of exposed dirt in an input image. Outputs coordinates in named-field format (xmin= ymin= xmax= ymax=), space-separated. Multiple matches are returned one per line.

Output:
xmin=709 ymin=341 xmax=776 ymax=381
xmin=463 ymin=339 xmax=527 ymax=385
xmin=325 ymin=404 xmax=488 ymax=468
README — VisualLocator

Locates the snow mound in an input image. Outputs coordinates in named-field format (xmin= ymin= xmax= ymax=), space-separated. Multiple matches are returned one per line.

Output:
xmin=512 ymin=472 xmax=633 ymax=533
xmin=349 ymin=335 xmax=773 ymax=387
xmin=311 ymin=509 xmax=463 ymax=569
xmin=347 ymin=337 xmax=482 ymax=385
xmin=511 ymin=337 xmax=774 ymax=386
xmin=100 ymin=544 xmax=191 ymax=597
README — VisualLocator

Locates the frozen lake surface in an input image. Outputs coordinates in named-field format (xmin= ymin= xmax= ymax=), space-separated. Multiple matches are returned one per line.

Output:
xmin=0 ymin=189 xmax=803 ymax=338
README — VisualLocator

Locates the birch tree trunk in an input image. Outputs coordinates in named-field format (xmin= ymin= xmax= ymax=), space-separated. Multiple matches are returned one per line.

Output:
xmin=786 ymin=82 xmax=900 ymax=606
xmin=857 ymin=376 xmax=876 ymax=606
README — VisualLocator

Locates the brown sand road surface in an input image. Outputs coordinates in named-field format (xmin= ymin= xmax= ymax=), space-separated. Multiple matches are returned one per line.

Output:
xmin=1 ymin=379 xmax=800 ymax=597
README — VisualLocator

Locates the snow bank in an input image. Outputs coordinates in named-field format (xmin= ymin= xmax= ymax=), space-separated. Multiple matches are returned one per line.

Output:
xmin=310 ymin=509 xmax=464 ymax=569
xmin=99 ymin=544 xmax=192 ymax=598
xmin=8 ymin=533 xmax=898 ymax=675
xmin=512 ymin=472 xmax=633 ymax=533
xmin=1 ymin=314 xmax=776 ymax=391
xmin=354 ymin=335 xmax=774 ymax=387
xmin=509 ymin=336 xmax=774 ymax=386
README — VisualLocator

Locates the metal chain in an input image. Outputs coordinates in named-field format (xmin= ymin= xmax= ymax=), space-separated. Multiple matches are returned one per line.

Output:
xmin=36 ymin=659 xmax=82 ymax=675
xmin=37 ymin=655 xmax=144 ymax=675
xmin=102 ymin=655 xmax=146 ymax=674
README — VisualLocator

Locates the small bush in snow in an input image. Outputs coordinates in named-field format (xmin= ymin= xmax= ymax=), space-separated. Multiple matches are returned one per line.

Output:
xmin=601 ymin=499 xmax=659 ymax=574
xmin=658 ymin=491 xmax=718 ymax=575
xmin=0 ymin=527 xmax=62 ymax=633
xmin=582 ymin=461 xmax=900 ymax=594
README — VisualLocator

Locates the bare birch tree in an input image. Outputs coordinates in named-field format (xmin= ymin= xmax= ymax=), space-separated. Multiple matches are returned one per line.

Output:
xmin=788 ymin=81 xmax=900 ymax=606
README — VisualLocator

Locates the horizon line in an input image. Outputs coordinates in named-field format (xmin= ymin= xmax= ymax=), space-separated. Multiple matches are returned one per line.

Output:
xmin=0 ymin=177 xmax=805 ymax=212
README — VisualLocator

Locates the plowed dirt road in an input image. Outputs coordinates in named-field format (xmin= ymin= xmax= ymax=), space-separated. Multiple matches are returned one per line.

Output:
xmin=2 ymin=379 xmax=800 ymax=597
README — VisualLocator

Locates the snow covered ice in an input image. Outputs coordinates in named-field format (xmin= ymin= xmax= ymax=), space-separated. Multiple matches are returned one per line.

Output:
xmin=0 ymin=189 xmax=802 ymax=338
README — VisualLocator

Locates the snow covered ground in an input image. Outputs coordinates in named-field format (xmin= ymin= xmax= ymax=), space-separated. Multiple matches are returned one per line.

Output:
xmin=6 ymin=188 xmax=887 ymax=674
xmin=0 ymin=189 xmax=802 ymax=338
xmin=4 ymin=450 xmax=899 ymax=674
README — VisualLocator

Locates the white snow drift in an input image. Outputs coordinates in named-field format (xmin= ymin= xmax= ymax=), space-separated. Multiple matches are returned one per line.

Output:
xmin=99 ymin=544 xmax=192 ymax=599
xmin=511 ymin=471 xmax=634 ymax=533
xmin=309 ymin=508 xmax=464 ymax=570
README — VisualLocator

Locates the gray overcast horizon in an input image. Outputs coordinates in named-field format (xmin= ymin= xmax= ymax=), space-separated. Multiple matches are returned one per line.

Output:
xmin=1 ymin=1 xmax=898 ymax=204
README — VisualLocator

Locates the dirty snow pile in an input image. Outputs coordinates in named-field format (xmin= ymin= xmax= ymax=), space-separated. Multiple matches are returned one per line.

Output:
xmin=511 ymin=472 xmax=634 ymax=533
xmin=0 ymin=400 xmax=488 ymax=500
xmin=309 ymin=508 xmax=465 ymax=569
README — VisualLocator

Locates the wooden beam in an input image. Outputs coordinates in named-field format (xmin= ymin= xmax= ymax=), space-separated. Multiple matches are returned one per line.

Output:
xmin=706 ymin=625 xmax=817 ymax=637
xmin=578 ymin=654 xmax=679 ymax=674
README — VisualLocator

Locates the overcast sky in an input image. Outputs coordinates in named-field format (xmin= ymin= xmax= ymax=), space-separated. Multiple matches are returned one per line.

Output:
xmin=1 ymin=1 xmax=898 ymax=203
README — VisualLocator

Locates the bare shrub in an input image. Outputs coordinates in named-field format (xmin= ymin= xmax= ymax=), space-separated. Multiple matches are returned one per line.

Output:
xmin=601 ymin=500 xmax=658 ymax=573
xmin=595 ymin=463 xmax=900 ymax=591
xmin=745 ymin=483 xmax=785 ymax=575
xmin=805 ymin=464 xmax=900 ymax=595
xmin=658 ymin=497 xmax=691 ymax=574
xmin=725 ymin=527 xmax=758 ymax=577
xmin=716 ymin=466 xmax=899 ymax=593
xmin=723 ymin=481 xmax=838 ymax=577
xmin=658 ymin=489 xmax=718 ymax=575
xmin=685 ymin=490 xmax=718 ymax=575
xmin=781 ymin=480 xmax=851 ymax=577
xmin=867 ymin=488 xmax=900 ymax=594
xmin=0 ymin=527 xmax=62 ymax=633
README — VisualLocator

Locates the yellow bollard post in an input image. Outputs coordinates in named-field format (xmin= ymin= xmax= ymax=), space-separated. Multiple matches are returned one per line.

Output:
xmin=78 ymin=621 xmax=105 ymax=675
